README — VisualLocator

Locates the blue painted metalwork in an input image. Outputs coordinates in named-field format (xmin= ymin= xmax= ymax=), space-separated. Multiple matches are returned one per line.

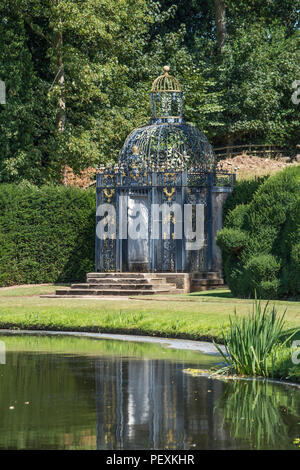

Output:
xmin=95 ymin=168 xmax=235 ymax=272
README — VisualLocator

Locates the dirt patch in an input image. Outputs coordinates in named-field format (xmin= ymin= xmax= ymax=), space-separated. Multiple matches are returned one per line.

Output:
xmin=62 ymin=166 xmax=96 ymax=188
xmin=217 ymin=154 xmax=299 ymax=179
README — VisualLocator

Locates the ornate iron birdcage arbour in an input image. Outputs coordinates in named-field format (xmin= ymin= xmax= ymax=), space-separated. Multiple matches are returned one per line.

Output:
xmin=119 ymin=66 xmax=215 ymax=172
xmin=96 ymin=67 xmax=235 ymax=273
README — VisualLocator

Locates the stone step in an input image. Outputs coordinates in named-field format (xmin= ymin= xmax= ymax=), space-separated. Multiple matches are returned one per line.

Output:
xmin=87 ymin=273 xmax=147 ymax=279
xmin=146 ymin=278 xmax=169 ymax=285
xmin=42 ymin=295 xmax=134 ymax=299
xmin=71 ymin=283 xmax=176 ymax=290
xmin=86 ymin=277 xmax=151 ymax=284
xmin=55 ymin=288 xmax=171 ymax=296
xmin=85 ymin=277 xmax=168 ymax=286
xmin=49 ymin=272 xmax=226 ymax=299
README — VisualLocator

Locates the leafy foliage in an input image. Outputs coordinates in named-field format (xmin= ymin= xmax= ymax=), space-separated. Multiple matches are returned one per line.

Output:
xmin=214 ymin=298 xmax=288 ymax=377
xmin=215 ymin=22 xmax=300 ymax=147
xmin=0 ymin=1 xmax=299 ymax=184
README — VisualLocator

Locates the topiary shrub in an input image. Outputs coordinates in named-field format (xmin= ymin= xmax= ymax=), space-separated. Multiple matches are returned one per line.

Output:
xmin=0 ymin=184 xmax=96 ymax=286
xmin=244 ymin=254 xmax=281 ymax=298
xmin=224 ymin=203 xmax=248 ymax=228
xmin=223 ymin=176 xmax=269 ymax=219
xmin=245 ymin=254 xmax=281 ymax=282
xmin=215 ymin=227 xmax=248 ymax=254
xmin=279 ymin=197 xmax=300 ymax=297
xmin=217 ymin=166 xmax=300 ymax=299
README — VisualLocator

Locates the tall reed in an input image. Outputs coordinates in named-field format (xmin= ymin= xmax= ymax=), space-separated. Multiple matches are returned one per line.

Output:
xmin=214 ymin=298 xmax=289 ymax=377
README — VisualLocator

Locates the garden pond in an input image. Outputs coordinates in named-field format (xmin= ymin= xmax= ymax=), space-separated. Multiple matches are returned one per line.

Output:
xmin=0 ymin=332 xmax=299 ymax=450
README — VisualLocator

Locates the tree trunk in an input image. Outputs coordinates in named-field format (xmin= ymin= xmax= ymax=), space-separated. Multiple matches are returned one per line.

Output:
xmin=54 ymin=29 xmax=65 ymax=132
xmin=53 ymin=0 xmax=65 ymax=133
xmin=214 ymin=0 xmax=227 ymax=52
xmin=226 ymin=134 xmax=234 ymax=156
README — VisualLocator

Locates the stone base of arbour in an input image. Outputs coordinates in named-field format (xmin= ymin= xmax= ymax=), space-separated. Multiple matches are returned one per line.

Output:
xmin=41 ymin=272 xmax=225 ymax=298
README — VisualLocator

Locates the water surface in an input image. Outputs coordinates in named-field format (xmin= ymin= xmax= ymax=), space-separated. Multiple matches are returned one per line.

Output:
xmin=0 ymin=333 xmax=299 ymax=450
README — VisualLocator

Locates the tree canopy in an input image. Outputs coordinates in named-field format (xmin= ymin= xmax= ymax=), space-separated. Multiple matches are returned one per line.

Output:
xmin=0 ymin=0 xmax=299 ymax=184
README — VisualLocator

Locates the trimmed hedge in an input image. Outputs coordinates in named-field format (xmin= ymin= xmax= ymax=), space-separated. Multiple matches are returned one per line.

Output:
xmin=217 ymin=166 xmax=300 ymax=299
xmin=0 ymin=184 xmax=95 ymax=286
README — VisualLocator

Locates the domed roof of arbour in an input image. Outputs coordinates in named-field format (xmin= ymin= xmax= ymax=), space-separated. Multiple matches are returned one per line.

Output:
xmin=119 ymin=66 xmax=216 ymax=172
xmin=119 ymin=122 xmax=215 ymax=171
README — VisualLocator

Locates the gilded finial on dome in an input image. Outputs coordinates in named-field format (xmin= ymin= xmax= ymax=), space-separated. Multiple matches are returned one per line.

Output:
xmin=151 ymin=66 xmax=182 ymax=92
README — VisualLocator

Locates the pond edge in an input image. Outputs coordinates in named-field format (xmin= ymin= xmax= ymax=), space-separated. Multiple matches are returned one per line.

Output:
xmin=0 ymin=328 xmax=299 ymax=389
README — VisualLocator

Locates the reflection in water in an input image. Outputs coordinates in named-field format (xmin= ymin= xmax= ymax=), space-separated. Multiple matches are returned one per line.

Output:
xmin=0 ymin=335 xmax=299 ymax=450
xmin=95 ymin=358 xmax=231 ymax=450
xmin=215 ymin=379 xmax=300 ymax=450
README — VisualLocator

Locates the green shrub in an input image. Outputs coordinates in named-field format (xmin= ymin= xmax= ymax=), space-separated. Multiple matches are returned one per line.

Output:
xmin=245 ymin=254 xmax=280 ymax=282
xmin=223 ymin=176 xmax=268 ymax=218
xmin=0 ymin=184 xmax=95 ymax=285
xmin=224 ymin=203 xmax=249 ymax=230
xmin=216 ymin=227 xmax=248 ymax=254
xmin=223 ymin=259 xmax=248 ymax=297
xmin=280 ymin=199 xmax=300 ymax=296
xmin=237 ymin=253 xmax=281 ymax=299
xmin=258 ymin=280 xmax=281 ymax=299
xmin=268 ymin=345 xmax=300 ymax=383
xmin=217 ymin=166 xmax=300 ymax=298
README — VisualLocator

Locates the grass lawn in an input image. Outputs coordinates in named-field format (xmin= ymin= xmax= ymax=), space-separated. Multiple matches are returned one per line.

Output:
xmin=0 ymin=284 xmax=299 ymax=342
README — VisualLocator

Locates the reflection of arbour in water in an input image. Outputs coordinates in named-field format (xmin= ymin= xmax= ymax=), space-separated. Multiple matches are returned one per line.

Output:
xmin=215 ymin=379 xmax=300 ymax=450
